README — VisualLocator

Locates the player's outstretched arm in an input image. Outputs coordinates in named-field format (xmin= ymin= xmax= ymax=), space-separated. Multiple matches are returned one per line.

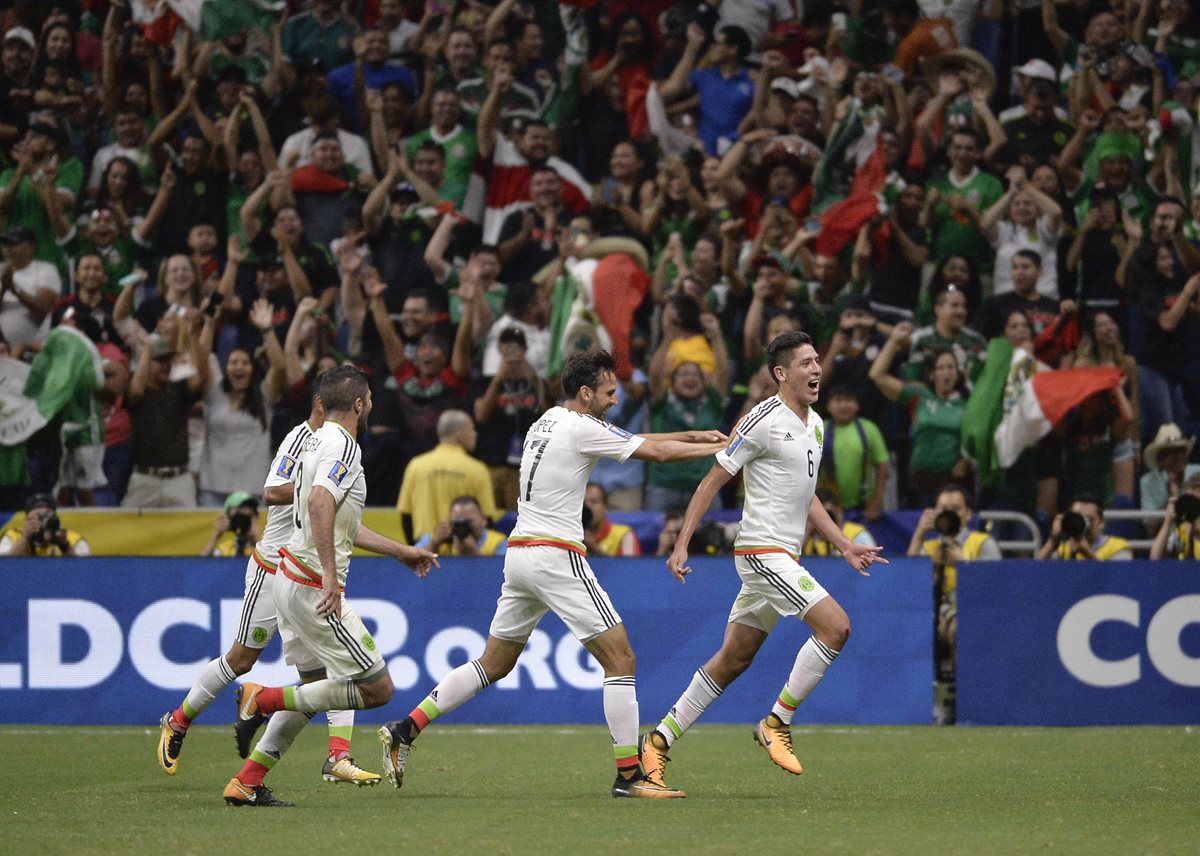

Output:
xmin=353 ymin=525 xmax=440 ymax=578
xmin=263 ymin=483 xmax=295 ymax=507
xmin=666 ymin=463 xmax=734 ymax=583
xmin=640 ymin=429 xmax=730 ymax=444
xmin=807 ymin=494 xmax=887 ymax=576
xmin=632 ymin=435 xmax=727 ymax=463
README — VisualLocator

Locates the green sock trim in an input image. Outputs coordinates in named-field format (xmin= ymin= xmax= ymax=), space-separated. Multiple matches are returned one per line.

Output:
xmin=181 ymin=699 xmax=199 ymax=720
xmin=283 ymin=686 xmax=296 ymax=710
xmin=662 ymin=714 xmax=683 ymax=740
xmin=327 ymin=725 xmax=354 ymax=742
xmin=778 ymin=686 xmax=801 ymax=708
xmin=417 ymin=698 xmax=442 ymax=722
xmin=250 ymin=749 xmax=278 ymax=770
xmin=613 ymin=743 xmax=638 ymax=761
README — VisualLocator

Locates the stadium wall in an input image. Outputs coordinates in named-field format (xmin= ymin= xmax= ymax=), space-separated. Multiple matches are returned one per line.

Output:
xmin=956 ymin=561 xmax=1200 ymax=726
xmin=0 ymin=557 xmax=931 ymax=726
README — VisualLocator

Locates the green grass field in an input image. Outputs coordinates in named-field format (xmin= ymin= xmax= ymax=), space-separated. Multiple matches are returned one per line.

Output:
xmin=2 ymin=724 xmax=1197 ymax=855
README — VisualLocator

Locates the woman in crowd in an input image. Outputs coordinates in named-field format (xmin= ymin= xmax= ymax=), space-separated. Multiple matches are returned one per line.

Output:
xmin=871 ymin=323 xmax=971 ymax=506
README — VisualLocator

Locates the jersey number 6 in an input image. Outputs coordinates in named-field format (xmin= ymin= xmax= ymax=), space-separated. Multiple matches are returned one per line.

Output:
xmin=807 ymin=449 xmax=814 ymax=478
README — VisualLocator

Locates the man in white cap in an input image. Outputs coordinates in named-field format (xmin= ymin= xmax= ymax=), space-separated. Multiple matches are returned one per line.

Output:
xmin=999 ymin=60 xmax=1063 ymax=122
xmin=1140 ymin=423 xmax=1199 ymax=532
xmin=0 ymin=28 xmax=35 ymax=147
xmin=999 ymin=65 xmax=1074 ymax=168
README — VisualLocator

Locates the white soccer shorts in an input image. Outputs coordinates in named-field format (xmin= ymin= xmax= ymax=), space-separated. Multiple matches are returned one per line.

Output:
xmin=489 ymin=545 xmax=622 ymax=644
xmin=728 ymin=551 xmax=830 ymax=633
xmin=273 ymin=565 xmax=382 ymax=679
xmin=234 ymin=557 xmax=278 ymax=649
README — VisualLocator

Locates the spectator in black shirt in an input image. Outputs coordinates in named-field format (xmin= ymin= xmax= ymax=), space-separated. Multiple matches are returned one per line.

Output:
xmin=999 ymin=78 xmax=1075 ymax=170
xmin=156 ymin=134 xmax=227 ymax=256
xmin=121 ymin=316 xmax=213 ymax=508
xmin=472 ymin=326 xmax=546 ymax=513
xmin=497 ymin=165 xmax=566 ymax=285
xmin=51 ymin=254 xmax=119 ymax=344
xmin=978 ymin=249 xmax=1065 ymax=339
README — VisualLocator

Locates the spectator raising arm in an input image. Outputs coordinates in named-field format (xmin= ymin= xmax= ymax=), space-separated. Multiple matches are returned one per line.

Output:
xmin=868 ymin=323 xmax=912 ymax=402
xmin=657 ymin=22 xmax=707 ymax=103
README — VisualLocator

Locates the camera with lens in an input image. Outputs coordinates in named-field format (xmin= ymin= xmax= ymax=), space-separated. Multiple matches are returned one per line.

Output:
xmin=1175 ymin=494 xmax=1200 ymax=525
xmin=451 ymin=518 xmax=474 ymax=540
xmin=34 ymin=512 xmax=60 ymax=546
xmin=580 ymin=504 xmax=594 ymax=531
xmin=1060 ymin=510 xmax=1088 ymax=541
xmin=689 ymin=519 xmax=729 ymax=555
xmin=933 ymin=509 xmax=961 ymax=539
xmin=229 ymin=512 xmax=252 ymax=537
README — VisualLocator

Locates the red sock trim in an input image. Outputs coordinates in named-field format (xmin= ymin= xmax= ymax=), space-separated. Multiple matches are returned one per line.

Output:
xmin=238 ymin=759 xmax=269 ymax=787
xmin=616 ymin=755 xmax=639 ymax=771
xmin=776 ymin=697 xmax=797 ymax=712
xmin=172 ymin=706 xmax=192 ymax=729
xmin=328 ymin=737 xmax=351 ymax=759
xmin=258 ymin=686 xmax=285 ymax=714
xmin=410 ymin=708 xmax=431 ymax=731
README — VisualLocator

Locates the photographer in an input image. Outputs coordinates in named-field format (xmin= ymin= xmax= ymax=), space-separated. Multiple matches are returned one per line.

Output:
xmin=583 ymin=483 xmax=641 ymax=557
xmin=1150 ymin=473 xmax=1200 ymax=560
xmin=415 ymin=496 xmax=507 ymax=558
xmin=0 ymin=494 xmax=90 ymax=556
xmin=1037 ymin=497 xmax=1132 ymax=561
xmin=200 ymin=492 xmax=263 ymax=558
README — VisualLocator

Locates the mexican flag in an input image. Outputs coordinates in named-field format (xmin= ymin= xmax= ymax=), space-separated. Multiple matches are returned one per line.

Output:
xmin=962 ymin=338 xmax=1124 ymax=485
xmin=0 ymin=326 xmax=104 ymax=450
xmin=813 ymin=137 xmax=887 ymax=258
xmin=133 ymin=0 xmax=283 ymax=44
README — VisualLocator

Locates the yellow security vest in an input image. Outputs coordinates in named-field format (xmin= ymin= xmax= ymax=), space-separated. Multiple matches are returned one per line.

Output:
xmin=1054 ymin=534 xmax=1132 ymax=561
xmin=803 ymin=522 xmax=869 ymax=557
xmin=924 ymin=530 xmax=991 ymax=595
xmin=0 ymin=527 xmax=85 ymax=556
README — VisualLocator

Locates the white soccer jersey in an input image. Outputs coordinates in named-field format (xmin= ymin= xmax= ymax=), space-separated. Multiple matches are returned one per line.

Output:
xmin=718 ymin=396 xmax=823 ymax=555
xmin=509 ymin=406 xmax=645 ymax=548
xmin=284 ymin=422 xmax=366 ymax=587
xmin=255 ymin=420 xmax=317 ymax=568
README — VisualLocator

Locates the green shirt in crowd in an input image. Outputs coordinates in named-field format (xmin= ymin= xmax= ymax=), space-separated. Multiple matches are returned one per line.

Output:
xmin=899 ymin=383 xmax=967 ymax=476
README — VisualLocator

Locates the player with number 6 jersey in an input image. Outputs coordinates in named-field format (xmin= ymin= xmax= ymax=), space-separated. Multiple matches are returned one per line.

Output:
xmin=641 ymin=332 xmax=888 ymax=793
xmin=381 ymin=350 xmax=728 ymax=800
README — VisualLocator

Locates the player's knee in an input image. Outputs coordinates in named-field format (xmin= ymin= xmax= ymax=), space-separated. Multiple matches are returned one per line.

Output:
xmin=360 ymin=674 xmax=394 ymax=708
xmin=224 ymin=647 xmax=258 ymax=676
xmin=828 ymin=619 xmax=851 ymax=650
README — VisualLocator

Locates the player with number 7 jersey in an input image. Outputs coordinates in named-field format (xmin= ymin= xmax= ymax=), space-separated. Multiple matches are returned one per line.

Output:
xmin=380 ymin=350 xmax=728 ymax=799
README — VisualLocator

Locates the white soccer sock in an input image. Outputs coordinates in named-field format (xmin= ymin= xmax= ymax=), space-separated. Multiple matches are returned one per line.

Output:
xmin=771 ymin=637 xmax=839 ymax=725
xmin=180 ymin=655 xmax=238 ymax=722
xmin=249 ymin=711 xmax=314 ymax=770
xmin=413 ymin=659 xmax=491 ymax=728
xmin=603 ymin=676 xmax=640 ymax=772
xmin=655 ymin=668 xmax=724 ymax=748
xmin=288 ymin=678 xmax=366 ymax=713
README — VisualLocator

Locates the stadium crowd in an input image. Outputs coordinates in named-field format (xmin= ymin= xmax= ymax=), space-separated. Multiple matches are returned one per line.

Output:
xmin=1 ymin=0 xmax=1199 ymax=562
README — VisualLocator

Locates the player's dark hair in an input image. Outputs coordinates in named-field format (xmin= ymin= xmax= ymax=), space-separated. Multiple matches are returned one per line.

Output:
xmin=937 ymin=482 xmax=971 ymax=509
xmin=316 ymin=365 xmax=369 ymax=414
xmin=766 ymin=331 xmax=814 ymax=377
xmin=562 ymin=349 xmax=617 ymax=399
xmin=415 ymin=139 xmax=444 ymax=161
xmin=720 ymin=25 xmax=752 ymax=61
xmin=1073 ymin=494 xmax=1104 ymax=518
xmin=1013 ymin=248 xmax=1042 ymax=268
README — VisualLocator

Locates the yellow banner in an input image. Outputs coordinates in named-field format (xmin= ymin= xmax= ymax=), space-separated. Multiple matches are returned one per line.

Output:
xmin=1 ymin=509 xmax=409 ymax=556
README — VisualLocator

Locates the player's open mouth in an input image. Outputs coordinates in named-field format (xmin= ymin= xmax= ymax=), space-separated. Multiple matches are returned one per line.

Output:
xmin=808 ymin=379 xmax=820 ymax=393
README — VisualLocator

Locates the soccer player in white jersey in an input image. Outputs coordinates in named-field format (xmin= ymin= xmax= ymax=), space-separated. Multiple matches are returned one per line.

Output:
xmin=223 ymin=366 xmax=439 ymax=807
xmin=640 ymin=331 xmax=888 ymax=791
xmin=379 ymin=349 xmax=728 ymax=799
xmin=157 ymin=376 xmax=377 ymax=786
